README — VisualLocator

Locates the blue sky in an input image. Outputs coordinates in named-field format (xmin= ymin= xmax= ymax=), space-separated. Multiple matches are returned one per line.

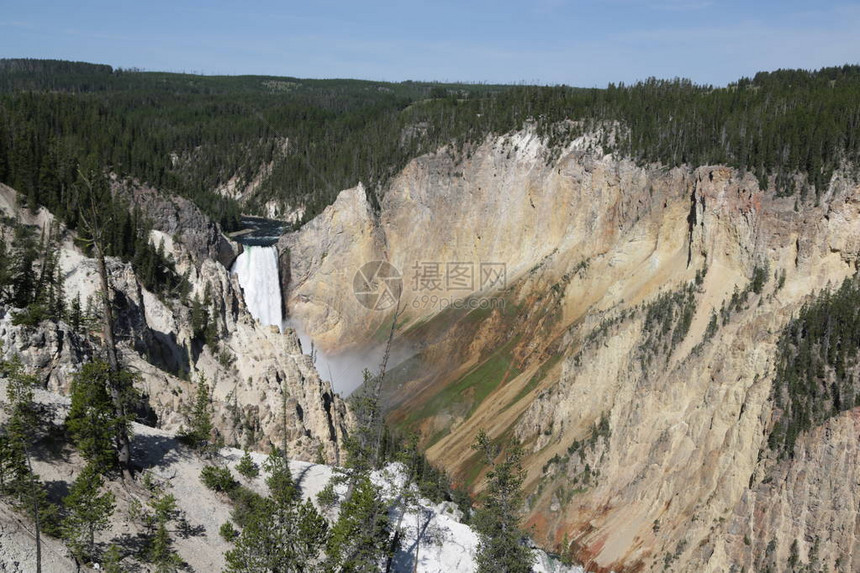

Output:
xmin=1 ymin=0 xmax=859 ymax=87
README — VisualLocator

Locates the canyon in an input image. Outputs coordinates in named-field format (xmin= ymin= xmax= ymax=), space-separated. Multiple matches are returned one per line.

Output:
xmin=1 ymin=124 xmax=858 ymax=573
xmin=280 ymin=128 xmax=860 ymax=572
xmin=2 ymin=58 xmax=859 ymax=573
xmin=0 ymin=175 xmax=583 ymax=572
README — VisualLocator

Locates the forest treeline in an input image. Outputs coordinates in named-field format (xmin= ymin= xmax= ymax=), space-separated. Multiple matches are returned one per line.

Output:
xmin=0 ymin=58 xmax=507 ymax=227
xmin=1 ymin=59 xmax=859 ymax=236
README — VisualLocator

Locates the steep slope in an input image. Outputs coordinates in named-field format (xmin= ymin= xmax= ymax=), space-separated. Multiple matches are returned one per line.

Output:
xmin=0 ymin=377 xmax=579 ymax=573
xmin=281 ymin=128 xmax=860 ymax=571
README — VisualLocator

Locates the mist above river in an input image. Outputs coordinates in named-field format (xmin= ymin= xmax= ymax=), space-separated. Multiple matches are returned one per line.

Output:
xmin=288 ymin=318 xmax=413 ymax=397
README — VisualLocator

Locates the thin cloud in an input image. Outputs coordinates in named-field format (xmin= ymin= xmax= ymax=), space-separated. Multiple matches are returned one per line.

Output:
xmin=0 ymin=20 xmax=35 ymax=29
xmin=597 ymin=0 xmax=713 ymax=10
xmin=649 ymin=0 xmax=713 ymax=11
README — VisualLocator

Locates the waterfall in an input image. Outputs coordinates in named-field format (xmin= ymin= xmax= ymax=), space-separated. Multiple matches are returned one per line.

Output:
xmin=231 ymin=245 xmax=283 ymax=329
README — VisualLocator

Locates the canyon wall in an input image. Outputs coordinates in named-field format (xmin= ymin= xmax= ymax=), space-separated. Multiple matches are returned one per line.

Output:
xmin=0 ymin=182 xmax=351 ymax=464
xmin=280 ymin=130 xmax=860 ymax=571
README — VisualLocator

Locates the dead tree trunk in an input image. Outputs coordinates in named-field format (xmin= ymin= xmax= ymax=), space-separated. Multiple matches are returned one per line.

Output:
xmin=79 ymin=170 xmax=132 ymax=477
xmin=372 ymin=301 xmax=402 ymax=466
xmin=24 ymin=449 xmax=41 ymax=573
xmin=93 ymin=240 xmax=131 ymax=473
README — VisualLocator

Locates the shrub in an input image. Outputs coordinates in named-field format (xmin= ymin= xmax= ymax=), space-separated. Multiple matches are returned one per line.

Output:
xmin=220 ymin=521 xmax=238 ymax=541
xmin=236 ymin=450 xmax=259 ymax=479
xmin=316 ymin=483 xmax=338 ymax=509
xmin=200 ymin=465 xmax=237 ymax=494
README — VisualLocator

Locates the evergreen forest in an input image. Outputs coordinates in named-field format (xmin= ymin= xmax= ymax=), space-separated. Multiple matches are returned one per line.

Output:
xmin=1 ymin=59 xmax=859 ymax=240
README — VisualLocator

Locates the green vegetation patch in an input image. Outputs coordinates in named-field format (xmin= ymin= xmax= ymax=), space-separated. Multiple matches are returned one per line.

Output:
xmin=504 ymin=351 xmax=564 ymax=412
xmin=769 ymin=271 xmax=860 ymax=457
xmin=406 ymin=337 xmax=522 ymax=432
xmin=639 ymin=283 xmax=697 ymax=365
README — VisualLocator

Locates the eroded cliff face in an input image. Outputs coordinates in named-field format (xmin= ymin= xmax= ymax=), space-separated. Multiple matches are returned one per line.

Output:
xmin=135 ymin=247 xmax=351 ymax=463
xmin=281 ymin=129 xmax=860 ymax=571
xmin=112 ymin=178 xmax=240 ymax=268
xmin=719 ymin=408 xmax=860 ymax=572
xmin=282 ymin=131 xmax=681 ymax=348
xmin=0 ymin=182 xmax=350 ymax=464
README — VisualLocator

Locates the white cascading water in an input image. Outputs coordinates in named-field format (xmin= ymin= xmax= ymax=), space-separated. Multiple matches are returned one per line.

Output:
xmin=231 ymin=245 xmax=283 ymax=330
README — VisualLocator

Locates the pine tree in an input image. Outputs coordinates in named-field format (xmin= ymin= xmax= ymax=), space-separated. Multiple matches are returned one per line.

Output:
xmin=149 ymin=493 xmax=184 ymax=572
xmin=471 ymin=430 xmax=534 ymax=573
xmin=62 ymin=463 xmax=116 ymax=564
xmin=51 ymin=254 xmax=65 ymax=320
xmin=10 ymin=226 xmax=37 ymax=308
xmin=344 ymin=305 xmax=402 ymax=474
xmin=0 ymin=229 xmax=12 ymax=302
xmin=66 ymin=360 xmax=136 ymax=471
xmin=324 ymin=475 xmax=392 ymax=573
xmin=129 ymin=473 xmax=185 ymax=572
xmin=236 ymin=450 xmax=259 ymax=480
xmin=183 ymin=373 xmax=213 ymax=449
xmin=77 ymin=169 xmax=133 ymax=475
xmin=101 ymin=544 xmax=126 ymax=573
xmin=0 ymin=354 xmax=54 ymax=572
xmin=70 ymin=294 xmax=82 ymax=333
xmin=225 ymin=449 xmax=328 ymax=573
xmin=190 ymin=293 xmax=208 ymax=341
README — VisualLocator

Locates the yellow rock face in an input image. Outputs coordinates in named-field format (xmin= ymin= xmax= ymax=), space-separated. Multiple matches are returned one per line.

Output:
xmin=281 ymin=128 xmax=860 ymax=572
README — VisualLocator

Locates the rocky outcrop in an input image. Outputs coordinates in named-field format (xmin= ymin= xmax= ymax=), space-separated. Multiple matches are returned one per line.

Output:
xmin=112 ymin=177 xmax=239 ymax=267
xmin=281 ymin=127 xmax=860 ymax=571
xmin=281 ymin=182 xmax=384 ymax=347
xmin=716 ymin=409 xmax=860 ymax=572
xmin=0 ymin=314 xmax=92 ymax=392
